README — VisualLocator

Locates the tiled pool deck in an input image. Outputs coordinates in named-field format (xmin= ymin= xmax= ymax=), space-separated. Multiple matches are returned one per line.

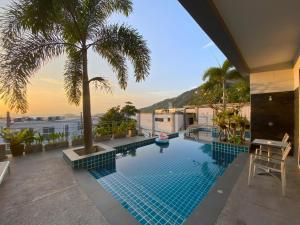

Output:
xmin=0 ymin=136 xmax=299 ymax=225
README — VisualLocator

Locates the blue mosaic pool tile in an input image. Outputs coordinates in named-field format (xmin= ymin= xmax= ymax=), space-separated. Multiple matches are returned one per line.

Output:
xmin=90 ymin=138 xmax=228 ymax=225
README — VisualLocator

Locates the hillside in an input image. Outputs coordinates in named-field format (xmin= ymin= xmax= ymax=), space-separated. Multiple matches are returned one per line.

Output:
xmin=139 ymin=88 xmax=198 ymax=112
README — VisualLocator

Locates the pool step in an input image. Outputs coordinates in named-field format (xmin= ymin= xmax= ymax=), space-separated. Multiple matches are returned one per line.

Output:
xmin=94 ymin=169 xmax=185 ymax=225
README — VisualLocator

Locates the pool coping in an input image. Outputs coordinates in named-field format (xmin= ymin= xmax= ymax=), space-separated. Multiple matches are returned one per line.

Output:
xmin=184 ymin=152 xmax=248 ymax=225
xmin=74 ymin=169 xmax=140 ymax=225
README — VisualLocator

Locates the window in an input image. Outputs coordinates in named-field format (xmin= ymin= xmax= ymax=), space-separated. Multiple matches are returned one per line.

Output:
xmin=64 ymin=124 xmax=69 ymax=137
xmin=155 ymin=118 xmax=164 ymax=122
xmin=43 ymin=127 xmax=54 ymax=136
xmin=168 ymin=118 xmax=171 ymax=122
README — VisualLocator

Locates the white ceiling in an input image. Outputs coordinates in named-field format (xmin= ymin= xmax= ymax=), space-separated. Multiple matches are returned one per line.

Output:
xmin=213 ymin=0 xmax=300 ymax=72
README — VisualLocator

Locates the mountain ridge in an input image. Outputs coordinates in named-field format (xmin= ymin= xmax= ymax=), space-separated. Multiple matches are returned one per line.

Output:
xmin=139 ymin=88 xmax=198 ymax=112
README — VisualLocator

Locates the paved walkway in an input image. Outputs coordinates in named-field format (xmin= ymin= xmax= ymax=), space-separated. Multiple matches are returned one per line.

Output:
xmin=0 ymin=150 xmax=110 ymax=225
xmin=0 ymin=137 xmax=150 ymax=225
xmin=216 ymin=157 xmax=300 ymax=225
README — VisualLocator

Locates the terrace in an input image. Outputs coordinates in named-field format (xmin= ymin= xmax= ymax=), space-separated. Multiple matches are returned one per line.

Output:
xmin=1 ymin=135 xmax=300 ymax=225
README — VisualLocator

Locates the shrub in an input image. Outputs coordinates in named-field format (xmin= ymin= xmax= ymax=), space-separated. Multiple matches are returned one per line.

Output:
xmin=213 ymin=107 xmax=250 ymax=144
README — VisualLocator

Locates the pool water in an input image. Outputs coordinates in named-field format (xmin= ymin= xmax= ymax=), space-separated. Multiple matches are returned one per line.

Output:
xmin=90 ymin=136 xmax=233 ymax=225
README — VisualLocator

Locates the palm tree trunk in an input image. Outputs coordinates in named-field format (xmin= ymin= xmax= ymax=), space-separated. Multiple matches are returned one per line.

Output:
xmin=82 ymin=47 xmax=94 ymax=153
xmin=222 ymin=79 xmax=226 ymax=109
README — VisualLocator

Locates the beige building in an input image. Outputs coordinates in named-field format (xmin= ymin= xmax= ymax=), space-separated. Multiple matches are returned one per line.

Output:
xmin=137 ymin=104 xmax=250 ymax=134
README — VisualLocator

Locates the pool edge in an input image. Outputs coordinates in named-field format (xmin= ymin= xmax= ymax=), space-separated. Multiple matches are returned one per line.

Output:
xmin=184 ymin=153 xmax=248 ymax=225
xmin=74 ymin=169 xmax=139 ymax=225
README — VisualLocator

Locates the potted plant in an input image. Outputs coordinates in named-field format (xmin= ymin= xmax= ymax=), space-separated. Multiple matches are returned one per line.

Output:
xmin=127 ymin=120 xmax=137 ymax=137
xmin=71 ymin=135 xmax=84 ymax=146
xmin=45 ymin=132 xmax=69 ymax=151
xmin=24 ymin=130 xmax=43 ymax=154
xmin=112 ymin=122 xmax=127 ymax=139
xmin=1 ymin=128 xmax=27 ymax=157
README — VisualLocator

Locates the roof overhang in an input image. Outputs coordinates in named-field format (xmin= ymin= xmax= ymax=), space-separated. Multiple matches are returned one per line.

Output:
xmin=179 ymin=0 xmax=300 ymax=75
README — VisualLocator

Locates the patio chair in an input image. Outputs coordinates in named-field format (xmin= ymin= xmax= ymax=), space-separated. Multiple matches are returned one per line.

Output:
xmin=256 ymin=133 xmax=289 ymax=156
xmin=248 ymin=142 xmax=291 ymax=196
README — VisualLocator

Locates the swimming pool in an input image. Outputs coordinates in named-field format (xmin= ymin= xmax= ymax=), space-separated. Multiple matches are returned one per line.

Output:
xmin=90 ymin=136 xmax=234 ymax=225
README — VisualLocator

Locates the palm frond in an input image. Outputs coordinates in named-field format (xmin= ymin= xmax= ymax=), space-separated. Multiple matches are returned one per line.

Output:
xmin=0 ymin=33 xmax=66 ymax=113
xmin=226 ymin=70 xmax=243 ymax=80
xmin=92 ymin=24 xmax=150 ymax=88
xmin=64 ymin=50 xmax=83 ymax=106
xmin=94 ymin=40 xmax=128 ymax=88
xmin=0 ymin=0 xmax=62 ymax=36
xmin=89 ymin=76 xmax=112 ymax=93
xmin=203 ymin=68 xmax=223 ymax=81
xmin=87 ymin=0 xmax=132 ymax=38
xmin=222 ymin=59 xmax=232 ymax=72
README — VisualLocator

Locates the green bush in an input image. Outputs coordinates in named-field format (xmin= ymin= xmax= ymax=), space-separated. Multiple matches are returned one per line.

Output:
xmin=1 ymin=128 xmax=28 ymax=146
xmin=95 ymin=126 xmax=111 ymax=136
xmin=34 ymin=133 xmax=44 ymax=144
xmin=127 ymin=120 xmax=136 ymax=130
xmin=213 ymin=107 xmax=250 ymax=144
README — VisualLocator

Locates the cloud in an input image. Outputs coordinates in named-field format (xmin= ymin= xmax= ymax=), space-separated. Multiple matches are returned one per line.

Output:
xmin=202 ymin=41 xmax=214 ymax=49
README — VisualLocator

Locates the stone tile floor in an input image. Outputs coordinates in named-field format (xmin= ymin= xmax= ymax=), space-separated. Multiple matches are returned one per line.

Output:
xmin=216 ymin=157 xmax=300 ymax=225
xmin=0 ymin=136 xmax=149 ymax=225
xmin=0 ymin=150 xmax=110 ymax=225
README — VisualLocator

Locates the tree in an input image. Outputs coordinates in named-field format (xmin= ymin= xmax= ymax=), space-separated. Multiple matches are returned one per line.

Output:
xmin=100 ymin=106 xmax=124 ymax=124
xmin=227 ymin=80 xmax=250 ymax=103
xmin=203 ymin=60 xmax=243 ymax=108
xmin=189 ymin=82 xmax=223 ymax=106
xmin=120 ymin=102 xmax=139 ymax=119
xmin=0 ymin=0 xmax=150 ymax=153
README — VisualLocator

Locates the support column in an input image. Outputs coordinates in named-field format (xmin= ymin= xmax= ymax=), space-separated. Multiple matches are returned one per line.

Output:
xmin=137 ymin=112 xmax=141 ymax=135
xmin=171 ymin=113 xmax=176 ymax=132
xmin=152 ymin=111 xmax=155 ymax=136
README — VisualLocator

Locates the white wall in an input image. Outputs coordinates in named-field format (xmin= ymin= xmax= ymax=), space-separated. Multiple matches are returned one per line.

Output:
xmin=139 ymin=113 xmax=153 ymax=131
xmin=175 ymin=114 xmax=184 ymax=131
xmin=250 ymin=69 xmax=294 ymax=94
xmin=197 ymin=108 xmax=214 ymax=126
xmin=154 ymin=114 xmax=173 ymax=133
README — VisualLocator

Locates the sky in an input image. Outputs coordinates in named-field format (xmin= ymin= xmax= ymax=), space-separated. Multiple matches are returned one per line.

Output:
xmin=0 ymin=0 xmax=225 ymax=117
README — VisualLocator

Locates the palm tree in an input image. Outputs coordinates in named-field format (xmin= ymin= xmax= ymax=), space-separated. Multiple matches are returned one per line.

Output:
xmin=0 ymin=0 xmax=150 ymax=153
xmin=203 ymin=59 xmax=243 ymax=108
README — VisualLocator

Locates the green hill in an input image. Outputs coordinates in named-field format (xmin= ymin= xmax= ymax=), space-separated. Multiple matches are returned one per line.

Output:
xmin=139 ymin=88 xmax=198 ymax=112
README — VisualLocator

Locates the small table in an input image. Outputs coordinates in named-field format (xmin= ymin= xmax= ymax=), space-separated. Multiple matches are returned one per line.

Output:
xmin=252 ymin=139 xmax=287 ymax=153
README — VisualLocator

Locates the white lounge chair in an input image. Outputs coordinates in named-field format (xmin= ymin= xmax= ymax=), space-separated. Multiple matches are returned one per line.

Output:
xmin=248 ymin=142 xmax=291 ymax=196
xmin=0 ymin=161 xmax=10 ymax=185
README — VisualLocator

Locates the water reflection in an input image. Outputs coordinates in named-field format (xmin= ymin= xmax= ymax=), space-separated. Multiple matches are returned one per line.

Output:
xmin=212 ymin=149 xmax=235 ymax=167
xmin=155 ymin=142 xmax=169 ymax=153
